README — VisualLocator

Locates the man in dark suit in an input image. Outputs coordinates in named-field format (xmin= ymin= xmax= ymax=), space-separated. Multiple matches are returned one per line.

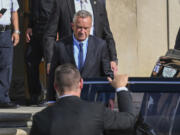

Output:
xmin=30 ymin=63 xmax=135 ymax=135
xmin=174 ymin=27 xmax=180 ymax=50
xmin=43 ymin=0 xmax=118 ymax=73
xmin=25 ymin=0 xmax=54 ymax=105
xmin=47 ymin=10 xmax=114 ymax=104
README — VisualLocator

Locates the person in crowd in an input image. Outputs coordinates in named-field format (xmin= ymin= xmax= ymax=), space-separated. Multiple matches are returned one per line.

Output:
xmin=47 ymin=10 xmax=114 ymax=106
xmin=43 ymin=0 xmax=118 ymax=74
xmin=25 ymin=0 xmax=54 ymax=105
xmin=174 ymin=27 xmax=180 ymax=50
xmin=0 ymin=0 xmax=20 ymax=108
xmin=30 ymin=63 xmax=135 ymax=135
xmin=44 ymin=0 xmax=118 ymax=107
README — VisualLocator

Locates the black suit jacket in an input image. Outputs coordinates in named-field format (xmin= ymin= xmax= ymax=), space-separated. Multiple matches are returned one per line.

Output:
xmin=30 ymin=91 xmax=135 ymax=135
xmin=174 ymin=28 xmax=180 ymax=50
xmin=47 ymin=35 xmax=113 ymax=101
xmin=43 ymin=0 xmax=117 ymax=63
xmin=28 ymin=0 xmax=54 ymax=35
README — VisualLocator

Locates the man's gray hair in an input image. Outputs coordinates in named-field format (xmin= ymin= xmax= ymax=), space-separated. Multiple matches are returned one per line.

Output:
xmin=73 ymin=10 xmax=92 ymax=23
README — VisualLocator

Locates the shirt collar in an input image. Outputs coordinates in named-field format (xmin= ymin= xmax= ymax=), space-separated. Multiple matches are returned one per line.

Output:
xmin=58 ymin=94 xmax=74 ymax=99
xmin=76 ymin=0 xmax=88 ymax=2
xmin=73 ymin=34 xmax=88 ymax=46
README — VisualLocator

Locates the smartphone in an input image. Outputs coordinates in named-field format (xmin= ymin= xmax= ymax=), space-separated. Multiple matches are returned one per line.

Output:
xmin=0 ymin=8 xmax=7 ymax=15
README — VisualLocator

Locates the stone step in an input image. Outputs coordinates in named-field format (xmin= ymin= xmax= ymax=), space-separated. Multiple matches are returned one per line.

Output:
xmin=0 ymin=113 xmax=31 ymax=122
xmin=0 ymin=106 xmax=45 ymax=135
xmin=0 ymin=121 xmax=32 ymax=128
xmin=0 ymin=127 xmax=30 ymax=135
xmin=0 ymin=113 xmax=32 ymax=128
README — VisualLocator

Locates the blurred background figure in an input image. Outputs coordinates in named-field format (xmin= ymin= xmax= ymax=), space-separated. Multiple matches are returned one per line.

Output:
xmin=44 ymin=0 xmax=117 ymax=108
xmin=0 ymin=0 xmax=20 ymax=108
xmin=25 ymin=0 xmax=54 ymax=105
xmin=47 ymin=10 xmax=114 ymax=107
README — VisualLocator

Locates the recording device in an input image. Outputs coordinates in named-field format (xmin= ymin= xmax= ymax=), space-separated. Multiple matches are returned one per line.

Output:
xmin=0 ymin=8 xmax=7 ymax=15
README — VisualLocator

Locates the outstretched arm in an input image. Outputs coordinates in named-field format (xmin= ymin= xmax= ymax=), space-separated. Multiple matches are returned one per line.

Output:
xmin=103 ymin=74 xmax=135 ymax=130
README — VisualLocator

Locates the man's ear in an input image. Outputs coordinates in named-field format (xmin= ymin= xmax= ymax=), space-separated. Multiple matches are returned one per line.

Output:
xmin=80 ymin=78 xmax=83 ymax=90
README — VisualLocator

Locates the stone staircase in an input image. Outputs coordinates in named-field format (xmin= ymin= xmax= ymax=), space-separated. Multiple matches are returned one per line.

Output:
xmin=0 ymin=107 xmax=45 ymax=135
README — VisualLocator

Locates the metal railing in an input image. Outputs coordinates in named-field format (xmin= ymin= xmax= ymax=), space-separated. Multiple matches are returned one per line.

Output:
xmin=83 ymin=77 xmax=180 ymax=93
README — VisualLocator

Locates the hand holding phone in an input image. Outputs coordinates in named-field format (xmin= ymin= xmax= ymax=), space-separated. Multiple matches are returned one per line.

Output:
xmin=0 ymin=8 xmax=7 ymax=15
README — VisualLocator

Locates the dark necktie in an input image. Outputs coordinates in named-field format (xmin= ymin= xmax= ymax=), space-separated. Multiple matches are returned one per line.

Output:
xmin=78 ymin=43 xmax=84 ymax=71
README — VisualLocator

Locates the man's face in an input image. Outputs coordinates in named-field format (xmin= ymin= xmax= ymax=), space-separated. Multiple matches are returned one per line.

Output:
xmin=72 ymin=16 xmax=92 ymax=41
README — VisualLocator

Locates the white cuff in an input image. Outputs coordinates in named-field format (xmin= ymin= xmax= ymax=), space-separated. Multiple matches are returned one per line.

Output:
xmin=47 ymin=101 xmax=56 ymax=104
xmin=116 ymin=87 xmax=128 ymax=92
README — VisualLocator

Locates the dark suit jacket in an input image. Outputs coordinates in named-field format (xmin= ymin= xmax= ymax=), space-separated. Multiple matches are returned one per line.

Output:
xmin=43 ymin=0 xmax=117 ymax=63
xmin=30 ymin=91 xmax=135 ymax=135
xmin=174 ymin=28 xmax=180 ymax=50
xmin=47 ymin=35 xmax=113 ymax=101
xmin=28 ymin=0 xmax=54 ymax=35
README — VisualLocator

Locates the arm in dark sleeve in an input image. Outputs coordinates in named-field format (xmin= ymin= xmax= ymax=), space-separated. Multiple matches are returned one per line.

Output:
xmin=47 ymin=44 xmax=59 ymax=101
xmin=43 ymin=0 xmax=60 ymax=63
xmin=28 ymin=0 xmax=33 ymax=28
xmin=28 ymin=14 xmax=33 ymax=28
xmin=102 ymin=3 xmax=117 ymax=62
xmin=40 ymin=0 xmax=54 ymax=22
xmin=174 ymin=28 xmax=180 ymax=50
xmin=101 ymin=41 xmax=114 ymax=78
xmin=103 ymin=91 xmax=135 ymax=130
xmin=30 ymin=111 xmax=50 ymax=135
xmin=30 ymin=115 xmax=41 ymax=135
xmin=117 ymin=91 xmax=134 ymax=113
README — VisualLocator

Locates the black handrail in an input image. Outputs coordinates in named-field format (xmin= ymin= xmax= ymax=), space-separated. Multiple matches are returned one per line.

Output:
xmin=83 ymin=77 xmax=180 ymax=93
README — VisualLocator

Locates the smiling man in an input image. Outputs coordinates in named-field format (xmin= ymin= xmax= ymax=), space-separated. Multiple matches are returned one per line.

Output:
xmin=47 ymin=10 xmax=113 ymax=104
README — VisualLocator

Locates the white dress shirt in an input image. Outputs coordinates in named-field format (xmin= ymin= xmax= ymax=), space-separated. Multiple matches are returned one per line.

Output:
xmin=0 ymin=0 xmax=19 ymax=25
xmin=74 ymin=0 xmax=94 ymax=35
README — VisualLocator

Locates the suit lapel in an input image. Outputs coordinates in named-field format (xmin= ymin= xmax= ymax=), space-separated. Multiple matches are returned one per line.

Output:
xmin=81 ymin=36 xmax=95 ymax=74
xmin=65 ymin=37 xmax=76 ymax=66
xmin=90 ymin=0 xmax=97 ymax=34
xmin=66 ymin=0 xmax=76 ymax=22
